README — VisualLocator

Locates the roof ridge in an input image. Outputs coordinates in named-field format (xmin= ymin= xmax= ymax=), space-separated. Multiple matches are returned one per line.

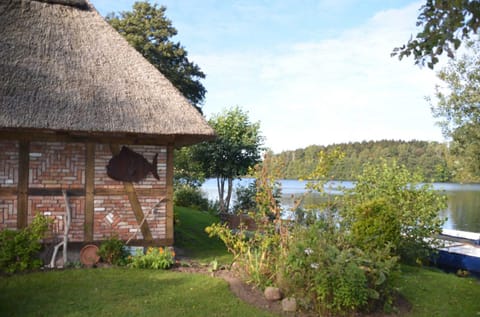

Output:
xmin=0 ymin=0 xmax=215 ymax=146
xmin=31 ymin=0 xmax=89 ymax=10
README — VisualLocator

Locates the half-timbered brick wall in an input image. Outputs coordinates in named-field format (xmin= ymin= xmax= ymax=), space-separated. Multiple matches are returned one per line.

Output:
xmin=0 ymin=140 xmax=171 ymax=244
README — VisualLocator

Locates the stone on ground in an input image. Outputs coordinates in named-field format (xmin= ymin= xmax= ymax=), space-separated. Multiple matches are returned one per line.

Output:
xmin=264 ymin=286 xmax=282 ymax=301
xmin=282 ymin=297 xmax=297 ymax=312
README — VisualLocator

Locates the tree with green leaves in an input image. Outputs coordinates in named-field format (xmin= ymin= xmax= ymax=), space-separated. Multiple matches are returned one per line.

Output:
xmin=173 ymin=147 xmax=205 ymax=188
xmin=106 ymin=1 xmax=206 ymax=111
xmin=392 ymin=0 xmax=480 ymax=68
xmin=430 ymin=41 xmax=480 ymax=181
xmin=194 ymin=106 xmax=264 ymax=214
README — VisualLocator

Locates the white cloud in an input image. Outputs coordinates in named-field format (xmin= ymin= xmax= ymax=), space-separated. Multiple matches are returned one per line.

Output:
xmin=195 ymin=1 xmax=445 ymax=153
xmin=92 ymin=0 xmax=444 ymax=153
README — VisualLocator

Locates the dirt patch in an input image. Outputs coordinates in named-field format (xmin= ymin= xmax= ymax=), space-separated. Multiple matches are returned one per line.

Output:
xmin=173 ymin=265 xmax=287 ymax=316
xmin=216 ymin=270 xmax=285 ymax=315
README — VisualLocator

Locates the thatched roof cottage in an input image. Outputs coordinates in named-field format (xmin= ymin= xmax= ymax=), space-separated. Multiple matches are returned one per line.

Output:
xmin=0 ymin=0 xmax=215 ymax=246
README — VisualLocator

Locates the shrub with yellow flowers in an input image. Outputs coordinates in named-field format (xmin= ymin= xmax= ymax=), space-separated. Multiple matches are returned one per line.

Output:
xmin=128 ymin=247 xmax=176 ymax=270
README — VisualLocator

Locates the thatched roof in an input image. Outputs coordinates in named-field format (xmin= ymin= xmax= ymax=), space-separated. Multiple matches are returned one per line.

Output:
xmin=0 ymin=0 xmax=215 ymax=146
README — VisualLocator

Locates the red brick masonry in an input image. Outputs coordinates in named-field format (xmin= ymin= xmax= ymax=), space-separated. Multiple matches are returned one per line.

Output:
xmin=0 ymin=141 xmax=168 ymax=242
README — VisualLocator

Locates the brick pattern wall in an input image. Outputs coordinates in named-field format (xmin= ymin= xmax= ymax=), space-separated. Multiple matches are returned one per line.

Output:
xmin=0 ymin=141 xmax=18 ymax=186
xmin=29 ymin=142 xmax=85 ymax=188
xmin=92 ymin=196 xmax=166 ymax=241
xmin=93 ymin=144 xmax=167 ymax=241
xmin=29 ymin=196 xmax=85 ymax=241
xmin=0 ymin=141 xmax=18 ymax=229
xmin=0 ymin=140 xmax=168 ymax=242
xmin=0 ymin=199 xmax=17 ymax=229
xmin=94 ymin=144 xmax=167 ymax=189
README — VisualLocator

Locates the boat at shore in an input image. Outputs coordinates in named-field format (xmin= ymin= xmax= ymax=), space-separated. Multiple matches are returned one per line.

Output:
xmin=435 ymin=229 xmax=480 ymax=275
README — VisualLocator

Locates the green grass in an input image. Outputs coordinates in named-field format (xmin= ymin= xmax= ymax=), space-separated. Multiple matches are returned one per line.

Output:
xmin=397 ymin=265 xmax=480 ymax=317
xmin=174 ymin=206 xmax=231 ymax=263
xmin=1 ymin=207 xmax=479 ymax=317
xmin=0 ymin=268 xmax=275 ymax=317
xmin=172 ymin=207 xmax=480 ymax=316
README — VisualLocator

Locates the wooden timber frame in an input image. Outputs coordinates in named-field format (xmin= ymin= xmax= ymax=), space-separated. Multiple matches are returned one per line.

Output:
xmin=109 ymin=144 xmax=153 ymax=242
xmin=0 ymin=131 xmax=175 ymax=246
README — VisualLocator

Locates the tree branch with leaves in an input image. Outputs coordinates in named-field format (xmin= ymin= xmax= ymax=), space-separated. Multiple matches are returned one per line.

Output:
xmin=429 ymin=41 xmax=480 ymax=181
xmin=106 ymin=1 xmax=206 ymax=111
xmin=393 ymin=0 xmax=480 ymax=68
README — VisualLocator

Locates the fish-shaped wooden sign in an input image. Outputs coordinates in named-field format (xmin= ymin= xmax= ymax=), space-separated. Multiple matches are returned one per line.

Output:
xmin=106 ymin=146 xmax=160 ymax=183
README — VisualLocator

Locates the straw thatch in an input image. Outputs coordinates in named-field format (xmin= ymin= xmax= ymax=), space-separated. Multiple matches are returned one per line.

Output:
xmin=33 ymin=0 xmax=88 ymax=9
xmin=0 ymin=0 xmax=215 ymax=146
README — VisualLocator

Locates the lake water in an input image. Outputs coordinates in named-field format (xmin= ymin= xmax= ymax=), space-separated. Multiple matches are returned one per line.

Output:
xmin=201 ymin=178 xmax=480 ymax=233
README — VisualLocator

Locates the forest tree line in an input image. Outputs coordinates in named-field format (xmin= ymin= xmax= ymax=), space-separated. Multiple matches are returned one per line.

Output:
xmin=268 ymin=140 xmax=473 ymax=183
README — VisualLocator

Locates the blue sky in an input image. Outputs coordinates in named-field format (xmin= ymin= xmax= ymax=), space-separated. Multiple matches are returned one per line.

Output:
xmin=91 ymin=0 xmax=446 ymax=153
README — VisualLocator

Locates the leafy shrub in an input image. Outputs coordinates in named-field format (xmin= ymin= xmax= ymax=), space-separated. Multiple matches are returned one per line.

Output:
xmin=349 ymin=198 xmax=400 ymax=252
xmin=280 ymin=219 xmax=398 ymax=315
xmin=0 ymin=214 xmax=52 ymax=273
xmin=206 ymin=221 xmax=281 ymax=286
xmin=174 ymin=185 xmax=210 ymax=211
xmin=97 ymin=235 xmax=128 ymax=265
xmin=233 ymin=182 xmax=257 ymax=214
xmin=233 ymin=179 xmax=282 ymax=220
xmin=341 ymin=160 xmax=447 ymax=263
xmin=206 ymin=158 xmax=284 ymax=287
xmin=128 ymin=247 xmax=175 ymax=270
xmin=207 ymin=151 xmax=447 ymax=315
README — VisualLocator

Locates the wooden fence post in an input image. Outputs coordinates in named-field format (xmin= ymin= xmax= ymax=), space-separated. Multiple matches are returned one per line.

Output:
xmin=17 ymin=140 xmax=29 ymax=229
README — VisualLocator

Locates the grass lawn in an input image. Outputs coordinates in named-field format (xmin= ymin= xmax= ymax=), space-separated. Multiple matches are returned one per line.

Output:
xmin=1 ymin=266 xmax=479 ymax=317
xmin=1 ymin=206 xmax=479 ymax=316
xmin=174 ymin=206 xmax=231 ymax=263
xmin=397 ymin=265 xmax=480 ymax=317
xmin=0 ymin=268 xmax=275 ymax=317
xmin=174 ymin=207 xmax=480 ymax=316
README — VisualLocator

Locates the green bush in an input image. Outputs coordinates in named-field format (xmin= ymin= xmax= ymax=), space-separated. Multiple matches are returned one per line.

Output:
xmin=174 ymin=185 xmax=210 ymax=211
xmin=128 ymin=247 xmax=175 ymax=270
xmin=280 ymin=219 xmax=398 ymax=315
xmin=341 ymin=160 xmax=447 ymax=263
xmin=0 ymin=214 xmax=52 ymax=273
xmin=233 ymin=180 xmax=281 ymax=221
xmin=97 ymin=235 xmax=128 ymax=265
xmin=208 ymin=151 xmax=444 ymax=315
xmin=233 ymin=182 xmax=257 ymax=213
xmin=206 ymin=221 xmax=280 ymax=287
xmin=349 ymin=198 xmax=400 ymax=253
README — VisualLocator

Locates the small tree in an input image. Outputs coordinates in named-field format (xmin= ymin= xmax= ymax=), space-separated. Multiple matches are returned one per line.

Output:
xmin=195 ymin=106 xmax=263 ymax=214
xmin=430 ymin=41 xmax=480 ymax=181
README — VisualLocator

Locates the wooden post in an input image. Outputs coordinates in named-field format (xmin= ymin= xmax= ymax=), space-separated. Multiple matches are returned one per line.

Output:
xmin=166 ymin=144 xmax=174 ymax=244
xmin=109 ymin=144 xmax=152 ymax=241
xmin=17 ymin=141 xmax=29 ymax=229
xmin=62 ymin=190 xmax=71 ymax=265
xmin=84 ymin=143 xmax=95 ymax=242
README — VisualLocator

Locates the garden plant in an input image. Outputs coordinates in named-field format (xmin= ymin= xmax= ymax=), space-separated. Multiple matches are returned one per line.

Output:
xmin=128 ymin=247 xmax=176 ymax=270
xmin=97 ymin=234 xmax=129 ymax=266
xmin=208 ymin=150 xmax=447 ymax=316
xmin=0 ymin=213 xmax=52 ymax=273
